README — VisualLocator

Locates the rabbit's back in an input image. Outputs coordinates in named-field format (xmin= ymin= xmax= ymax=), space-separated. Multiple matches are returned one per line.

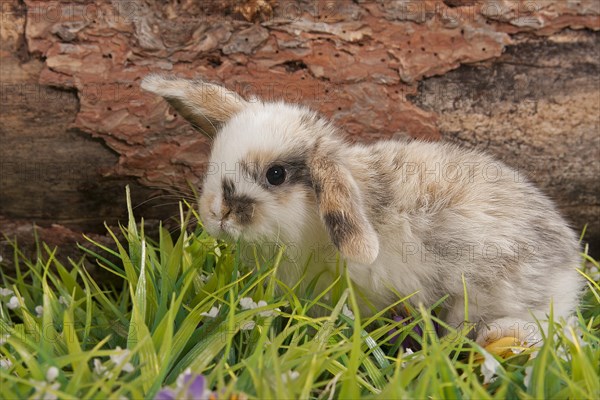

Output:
xmin=344 ymin=140 xmax=582 ymax=323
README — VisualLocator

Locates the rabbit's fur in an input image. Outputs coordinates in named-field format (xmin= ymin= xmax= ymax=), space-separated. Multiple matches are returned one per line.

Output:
xmin=142 ymin=75 xmax=584 ymax=344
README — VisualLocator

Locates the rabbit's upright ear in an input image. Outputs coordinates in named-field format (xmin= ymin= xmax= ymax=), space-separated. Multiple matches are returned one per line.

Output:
xmin=141 ymin=74 xmax=248 ymax=138
xmin=310 ymin=146 xmax=380 ymax=265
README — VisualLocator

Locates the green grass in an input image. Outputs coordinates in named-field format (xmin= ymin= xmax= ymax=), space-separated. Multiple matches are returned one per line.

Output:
xmin=1 ymin=189 xmax=598 ymax=399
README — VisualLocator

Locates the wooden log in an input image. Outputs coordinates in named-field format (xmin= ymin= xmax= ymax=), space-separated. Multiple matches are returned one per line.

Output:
xmin=1 ymin=0 xmax=599 ymax=269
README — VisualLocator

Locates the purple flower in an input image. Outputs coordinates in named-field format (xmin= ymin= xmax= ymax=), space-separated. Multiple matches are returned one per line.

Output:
xmin=187 ymin=374 xmax=209 ymax=400
xmin=155 ymin=388 xmax=176 ymax=400
xmin=155 ymin=369 xmax=212 ymax=400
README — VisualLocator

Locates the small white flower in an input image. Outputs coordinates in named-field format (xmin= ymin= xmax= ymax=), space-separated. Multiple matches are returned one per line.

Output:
xmin=342 ymin=304 xmax=354 ymax=320
xmin=201 ymin=306 xmax=220 ymax=318
xmin=239 ymin=298 xmax=280 ymax=317
xmin=0 ymin=334 xmax=10 ymax=345
xmin=93 ymin=358 xmax=107 ymax=376
xmin=480 ymin=349 xmax=501 ymax=384
xmin=6 ymin=296 xmax=20 ymax=310
xmin=110 ymin=346 xmax=129 ymax=365
xmin=36 ymin=305 xmax=44 ymax=317
xmin=0 ymin=357 xmax=12 ymax=369
xmin=400 ymin=348 xmax=415 ymax=368
xmin=239 ymin=297 xmax=257 ymax=310
xmin=259 ymin=309 xmax=280 ymax=317
xmin=30 ymin=379 xmax=60 ymax=400
xmin=256 ymin=300 xmax=280 ymax=317
xmin=281 ymin=370 xmax=300 ymax=383
xmin=46 ymin=366 xmax=59 ymax=382
xmin=241 ymin=320 xmax=256 ymax=330
xmin=47 ymin=382 xmax=60 ymax=398
xmin=122 ymin=362 xmax=135 ymax=373
xmin=110 ymin=346 xmax=135 ymax=373
xmin=0 ymin=288 xmax=13 ymax=297
xmin=58 ymin=296 xmax=68 ymax=306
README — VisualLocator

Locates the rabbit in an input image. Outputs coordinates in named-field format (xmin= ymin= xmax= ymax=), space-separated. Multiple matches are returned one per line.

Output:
xmin=141 ymin=74 xmax=584 ymax=345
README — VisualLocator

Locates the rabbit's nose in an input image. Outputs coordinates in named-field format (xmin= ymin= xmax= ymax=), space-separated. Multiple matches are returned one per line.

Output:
xmin=219 ymin=206 xmax=232 ymax=230
xmin=221 ymin=205 xmax=232 ymax=220
xmin=209 ymin=198 xmax=228 ymax=219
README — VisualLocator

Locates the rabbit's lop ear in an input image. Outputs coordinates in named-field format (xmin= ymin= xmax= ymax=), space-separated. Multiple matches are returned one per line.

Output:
xmin=141 ymin=74 xmax=248 ymax=138
xmin=311 ymin=149 xmax=380 ymax=265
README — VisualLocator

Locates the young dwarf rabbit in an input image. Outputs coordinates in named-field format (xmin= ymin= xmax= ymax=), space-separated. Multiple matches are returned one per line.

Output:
xmin=141 ymin=75 xmax=584 ymax=344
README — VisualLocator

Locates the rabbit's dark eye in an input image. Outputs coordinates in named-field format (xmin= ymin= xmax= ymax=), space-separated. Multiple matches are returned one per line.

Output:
xmin=266 ymin=165 xmax=286 ymax=186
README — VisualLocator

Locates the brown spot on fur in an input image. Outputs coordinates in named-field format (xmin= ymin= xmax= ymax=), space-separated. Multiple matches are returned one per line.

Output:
xmin=243 ymin=150 xmax=312 ymax=190
xmin=310 ymin=147 xmax=379 ymax=263
xmin=222 ymin=177 xmax=256 ymax=225
xmin=240 ymin=159 xmax=260 ymax=181
xmin=141 ymin=75 xmax=247 ymax=138
xmin=230 ymin=195 xmax=255 ymax=225
xmin=280 ymin=155 xmax=312 ymax=188
xmin=222 ymin=178 xmax=235 ymax=200
xmin=365 ymin=156 xmax=396 ymax=225
xmin=323 ymin=211 xmax=359 ymax=249
xmin=313 ymin=180 xmax=323 ymax=200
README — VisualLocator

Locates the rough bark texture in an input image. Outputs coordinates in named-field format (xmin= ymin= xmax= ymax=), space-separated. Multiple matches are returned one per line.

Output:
xmin=412 ymin=30 xmax=600 ymax=247
xmin=1 ymin=0 xmax=599 ymax=267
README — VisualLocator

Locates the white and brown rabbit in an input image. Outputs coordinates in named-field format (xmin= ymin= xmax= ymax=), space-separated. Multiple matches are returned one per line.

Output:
xmin=141 ymin=75 xmax=584 ymax=345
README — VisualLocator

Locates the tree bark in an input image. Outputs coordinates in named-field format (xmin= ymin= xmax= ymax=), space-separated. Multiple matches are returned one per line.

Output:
xmin=1 ymin=0 xmax=599 ymax=267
